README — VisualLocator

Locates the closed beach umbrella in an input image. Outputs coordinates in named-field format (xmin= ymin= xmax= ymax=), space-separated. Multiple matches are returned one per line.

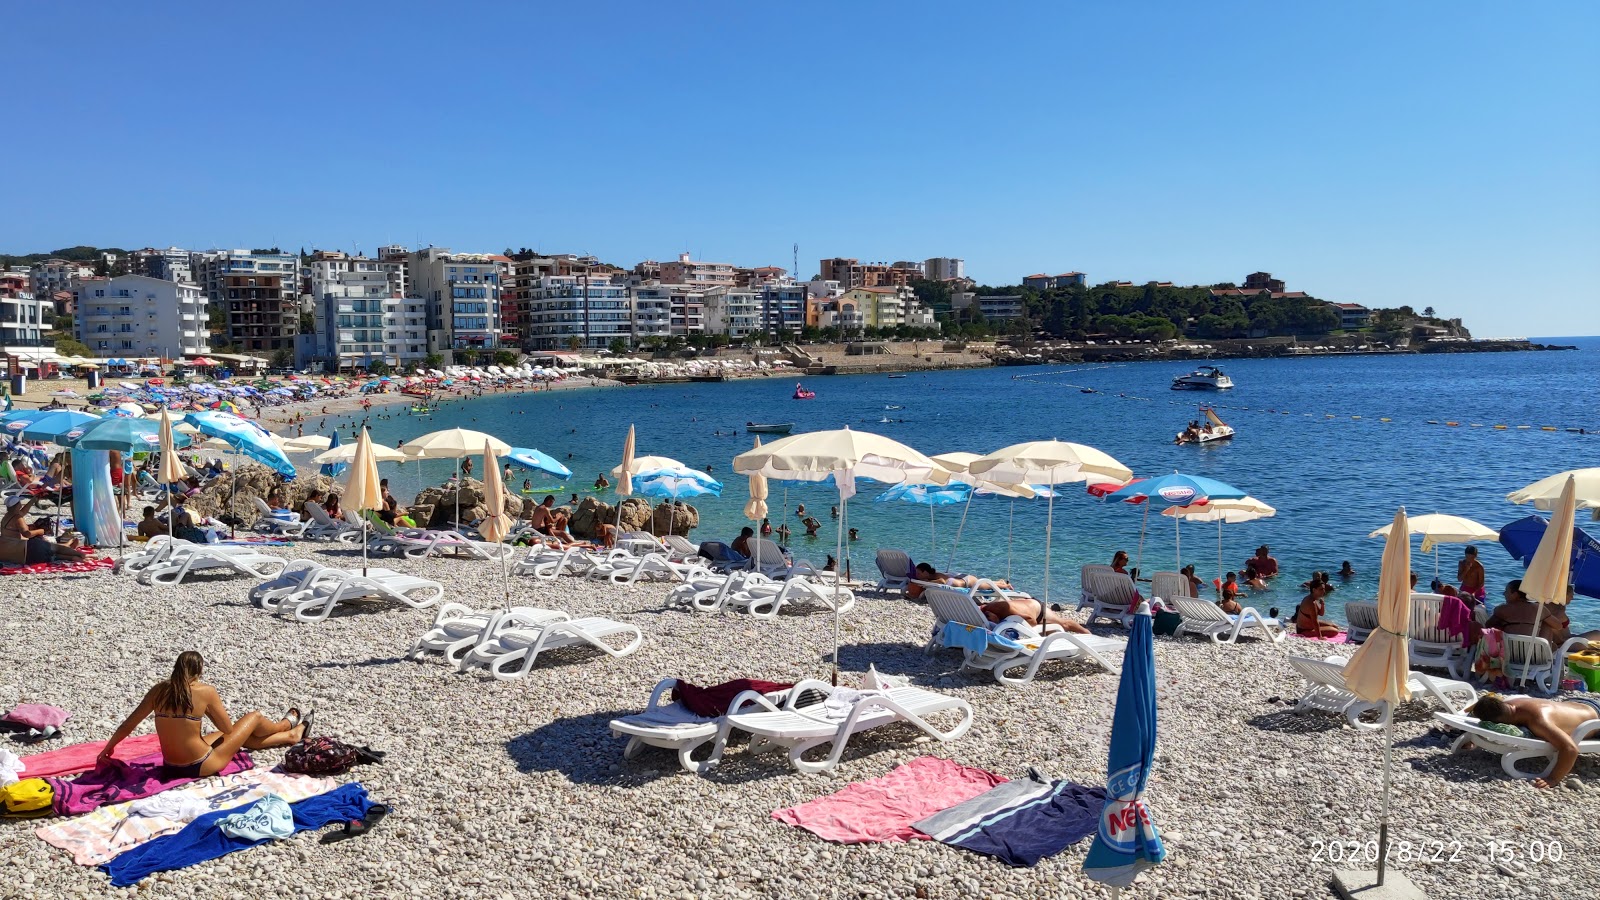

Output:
xmin=344 ymin=428 xmax=384 ymax=576
xmin=1508 ymin=468 xmax=1600 ymax=512
xmin=1522 ymin=474 xmax=1577 ymax=642
xmin=1163 ymin=496 xmax=1276 ymax=595
xmin=968 ymin=440 xmax=1132 ymax=604
xmin=1082 ymin=601 xmax=1166 ymax=889
xmin=1342 ymin=506 xmax=1412 ymax=887
xmin=744 ymin=437 xmax=769 ymax=573
xmin=320 ymin=430 xmax=346 ymax=478
xmin=479 ymin=438 xmax=514 ymax=603
xmin=614 ymin=424 xmax=636 ymax=534
xmin=157 ymin=408 xmax=185 ymax=543
xmin=1367 ymin=512 xmax=1498 ymax=577
xmin=734 ymin=427 xmax=936 ymax=683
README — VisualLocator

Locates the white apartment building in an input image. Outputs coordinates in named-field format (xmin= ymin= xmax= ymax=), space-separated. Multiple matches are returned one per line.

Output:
xmin=631 ymin=288 xmax=671 ymax=345
xmin=407 ymin=248 xmax=503 ymax=354
xmin=526 ymin=275 xmax=631 ymax=350
xmin=924 ymin=257 xmax=965 ymax=281
xmin=308 ymin=282 xmax=398 ymax=371
xmin=74 ymin=275 xmax=205 ymax=358
xmin=702 ymin=287 xmax=761 ymax=339
xmin=0 ymin=272 xmax=51 ymax=346
xmin=375 ymin=245 xmax=410 ymax=299
xmin=305 ymin=252 xmax=403 ymax=300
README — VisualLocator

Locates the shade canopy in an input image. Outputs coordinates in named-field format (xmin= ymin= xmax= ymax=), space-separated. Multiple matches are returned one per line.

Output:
xmin=967 ymin=440 xmax=1131 ymax=487
xmin=1367 ymin=513 xmax=1498 ymax=553
xmin=65 ymin=416 xmax=188 ymax=453
xmin=732 ymin=427 xmax=936 ymax=500
xmin=1346 ymin=507 xmax=1413 ymax=705
xmin=314 ymin=441 xmax=407 ymax=464
xmin=1107 ymin=472 xmax=1246 ymax=507
xmin=1523 ymin=475 xmax=1577 ymax=606
xmin=402 ymin=427 xmax=512 ymax=459
xmin=504 ymin=447 xmax=573 ymax=479
xmin=1161 ymin=496 xmax=1275 ymax=524
xmin=1508 ymin=468 xmax=1600 ymax=512
xmin=184 ymin=411 xmax=295 ymax=477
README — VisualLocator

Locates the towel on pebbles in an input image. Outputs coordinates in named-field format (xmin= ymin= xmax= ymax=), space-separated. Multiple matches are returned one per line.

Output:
xmin=772 ymin=757 xmax=1007 ymax=843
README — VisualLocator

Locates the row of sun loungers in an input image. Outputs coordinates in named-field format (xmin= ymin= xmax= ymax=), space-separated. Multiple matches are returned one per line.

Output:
xmin=409 ymin=604 xmax=642 ymax=680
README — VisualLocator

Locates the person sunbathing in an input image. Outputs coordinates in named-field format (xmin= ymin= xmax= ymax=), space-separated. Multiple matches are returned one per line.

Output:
xmin=1462 ymin=693 xmax=1600 ymax=789
xmin=979 ymin=594 xmax=1091 ymax=634
xmin=909 ymin=562 xmax=1016 ymax=599
xmin=99 ymin=651 xmax=307 ymax=779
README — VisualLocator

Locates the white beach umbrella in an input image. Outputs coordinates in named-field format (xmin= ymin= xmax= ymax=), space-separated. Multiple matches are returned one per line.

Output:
xmin=1164 ymin=496 xmax=1277 ymax=594
xmin=403 ymin=427 xmax=512 ymax=529
xmin=743 ymin=437 xmax=769 ymax=575
xmin=611 ymin=454 xmax=684 ymax=478
xmin=314 ymin=441 xmax=407 ymax=464
xmin=734 ymin=427 xmax=936 ymax=684
xmin=1508 ymin=468 xmax=1600 ymax=513
xmin=1367 ymin=512 xmax=1498 ymax=576
xmin=967 ymin=440 xmax=1133 ymax=604
xmin=928 ymin=451 xmax=1036 ymax=572
xmin=282 ymin=434 xmax=334 ymax=452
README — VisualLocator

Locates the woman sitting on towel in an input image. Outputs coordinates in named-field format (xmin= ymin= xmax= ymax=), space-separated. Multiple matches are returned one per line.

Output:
xmin=99 ymin=651 xmax=307 ymax=779
xmin=1294 ymin=581 xmax=1342 ymax=639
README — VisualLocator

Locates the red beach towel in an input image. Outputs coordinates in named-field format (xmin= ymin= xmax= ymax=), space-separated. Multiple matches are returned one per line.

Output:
xmin=773 ymin=757 xmax=1007 ymax=843
xmin=19 ymin=734 xmax=163 ymax=779
xmin=671 ymin=679 xmax=794 ymax=718
xmin=0 ymin=556 xmax=114 ymax=576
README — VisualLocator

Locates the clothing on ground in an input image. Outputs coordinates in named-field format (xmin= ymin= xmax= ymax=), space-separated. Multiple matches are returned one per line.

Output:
xmin=18 ymin=733 xmax=163 ymax=779
xmin=217 ymin=794 xmax=293 ymax=840
xmin=36 ymin=769 xmax=338 ymax=867
xmin=773 ymin=757 xmax=1006 ymax=844
xmin=102 ymin=782 xmax=376 ymax=887
xmin=129 ymin=792 xmax=208 ymax=825
xmin=47 ymin=751 xmax=253 ymax=816
xmin=2 ymin=703 xmax=71 ymax=730
xmin=670 ymin=679 xmax=794 ymax=718
xmin=0 ymin=749 xmax=23 ymax=786
xmin=914 ymin=773 xmax=1106 ymax=867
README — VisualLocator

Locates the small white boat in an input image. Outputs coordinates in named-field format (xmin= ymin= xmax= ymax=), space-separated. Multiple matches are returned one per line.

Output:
xmin=1176 ymin=407 xmax=1235 ymax=445
xmin=1171 ymin=365 xmax=1234 ymax=391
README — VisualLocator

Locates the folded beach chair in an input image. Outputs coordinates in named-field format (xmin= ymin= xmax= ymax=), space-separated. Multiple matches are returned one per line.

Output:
xmin=1503 ymin=634 xmax=1591 ymax=693
xmin=660 ymin=534 xmax=705 ymax=563
xmin=1408 ymin=593 xmax=1473 ymax=679
xmin=745 ymin=538 xmax=823 ymax=580
xmin=609 ymin=678 xmax=793 ymax=774
xmin=1150 ymin=571 xmax=1192 ymax=602
xmin=135 ymin=542 xmax=288 ymax=586
xmin=250 ymin=497 xmax=309 ymax=538
xmin=713 ymin=573 xmax=856 ymax=620
xmin=1343 ymin=601 xmax=1380 ymax=644
xmin=459 ymin=609 xmax=644 ymax=680
xmin=1285 ymin=654 xmax=1476 ymax=732
xmin=1433 ymin=707 xmax=1600 ymax=780
xmin=1171 ymin=596 xmax=1285 ymax=645
xmin=702 ymin=677 xmax=974 ymax=775
xmin=278 ymin=567 xmax=446 ymax=623
xmin=1078 ymin=570 xmax=1138 ymax=627
xmin=874 ymin=548 xmax=913 ymax=596
xmin=304 ymin=501 xmax=362 ymax=542
xmin=924 ymin=585 xmax=1124 ymax=685
xmin=409 ymin=603 xmax=570 ymax=666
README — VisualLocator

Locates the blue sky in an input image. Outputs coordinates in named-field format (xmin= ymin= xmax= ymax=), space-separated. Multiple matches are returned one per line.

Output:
xmin=7 ymin=1 xmax=1596 ymax=336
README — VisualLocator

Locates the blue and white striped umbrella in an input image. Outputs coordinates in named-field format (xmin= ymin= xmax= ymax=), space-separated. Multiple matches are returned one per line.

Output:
xmin=874 ymin=482 xmax=973 ymax=506
xmin=504 ymin=447 xmax=573 ymax=480
xmin=320 ymin=429 xmax=346 ymax=478
xmin=183 ymin=410 xmax=295 ymax=478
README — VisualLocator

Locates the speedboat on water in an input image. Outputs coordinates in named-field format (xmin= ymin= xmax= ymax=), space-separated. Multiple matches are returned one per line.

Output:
xmin=1171 ymin=365 xmax=1234 ymax=391
xmin=1175 ymin=407 xmax=1235 ymax=444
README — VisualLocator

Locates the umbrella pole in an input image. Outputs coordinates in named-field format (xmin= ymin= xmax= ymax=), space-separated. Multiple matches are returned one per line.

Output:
xmin=1133 ymin=502 xmax=1150 ymax=577
xmin=1217 ymin=519 xmax=1224 ymax=598
xmin=833 ymin=493 xmax=846 ymax=686
xmin=929 ymin=501 xmax=936 ymax=561
xmin=948 ymin=493 xmax=973 ymax=573
xmin=1377 ymin=719 xmax=1394 ymax=886
xmin=1043 ymin=469 xmax=1055 ymax=605
xmin=1006 ymin=500 xmax=1015 ymax=582
xmin=454 ymin=458 xmax=461 ymax=532
xmin=1174 ymin=514 xmax=1181 ymax=571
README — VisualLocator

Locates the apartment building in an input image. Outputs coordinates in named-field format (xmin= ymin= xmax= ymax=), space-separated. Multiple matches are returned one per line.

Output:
xmin=701 ymin=287 xmax=761 ymax=339
xmin=1022 ymin=272 xmax=1087 ymax=291
xmin=659 ymin=252 xmax=737 ymax=288
xmin=525 ymin=274 xmax=630 ymax=350
xmin=924 ymin=257 xmax=965 ymax=281
xmin=308 ymin=282 xmax=399 ymax=371
xmin=28 ymin=259 xmax=94 ymax=305
xmin=817 ymin=258 xmax=921 ymax=289
xmin=407 ymin=248 xmax=503 ymax=354
xmin=191 ymin=250 xmax=301 ymax=352
xmin=73 ymin=274 xmax=204 ymax=358
xmin=305 ymin=251 xmax=404 ymax=300
xmin=0 ymin=273 xmax=51 ymax=346
xmin=127 ymin=247 xmax=194 ymax=283
xmin=954 ymin=292 xmax=1025 ymax=321
xmin=754 ymin=283 xmax=808 ymax=336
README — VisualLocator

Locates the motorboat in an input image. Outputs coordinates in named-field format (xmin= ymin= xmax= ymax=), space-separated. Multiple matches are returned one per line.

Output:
xmin=792 ymin=383 xmax=816 ymax=400
xmin=887 ymin=374 xmax=908 ymax=379
xmin=746 ymin=422 xmax=794 ymax=435
xmin=1175 ymin=407 xmax=1235 ymax=445
xmin=1171 ymin=365 xmax=1233 ymax=391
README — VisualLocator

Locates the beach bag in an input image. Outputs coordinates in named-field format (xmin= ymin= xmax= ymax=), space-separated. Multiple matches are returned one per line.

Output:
xmin=1153 ymin=609 xmax=1183 ymax=636
xmin=1 ymin=778 xmax=54 ymax=818
xmin=282 ymin=736 xmax=360 ymax=775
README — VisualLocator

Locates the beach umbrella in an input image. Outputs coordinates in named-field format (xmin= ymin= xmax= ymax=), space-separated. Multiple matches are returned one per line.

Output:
xmin=479 ymin=438 xmax=513 ymax=602
xmin=1107 ymin=472 xmax=1247 ymax=573
xmin=183 ymin=411 xmax=295 ymax=477
xmin=744 ymin=437 xmax=769 ymax=575
xmin=402 ymin=427 xmax=512 ymax=530
xmin=635 ymin=469 xmax=722 ymax=500
xmin=611 ymin=454 xmax=691 ymax=479
xmin=1498 ymin=515 xmax=1600 ymax=601
xmin=1342 ymin=507 xmax=1412 ymax=888
xmin=343 ymin=428 xmax=384 ymax=576
xmin=1522 ymin=475 xmax=1577 ymax=644
xmin=1367 ymin=512 xmax=1498 ymax=577
xmin=1163 ymin=496 xmax=1276 ymax=596
xmin=282 ymin=434 xmax=333 ymax=453
xmin=615 ymin=425 xmax=636 ymax=535
xmin=968 ymin=440 xmax=1132 ymax=604
xmin=313 ymin=441 xmax=407 ymax=465
xmin=874 ymin=481 xmax=972 ymax=560
xmin=503 ymin=447 xmax=573 ymax=480
xmin=1508 ymin=468 xmax=1600 ymax=513
xmin=157 ymin=408 xmax=185 ymax=545
xmin=320 ymin=430 xmax=346 ymax=478
xmin=734 ymin=427 xmax=937 ymax=683
xmin=68 ymin=415 xmax=191 ymax=559
xmin=928 ymin=451 xmax=1036 ymax=575
xmin=1082 ymin=600 xmax=1166 ymax=890
xmin=10 ymin=410 xmax=99 ymax=444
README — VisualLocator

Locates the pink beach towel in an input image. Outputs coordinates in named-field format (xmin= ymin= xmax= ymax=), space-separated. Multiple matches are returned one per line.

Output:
xmin=1290 ymin=631 xmax=1348 ymax=644
xmin=2 ymin=703 xmax=71 ymax=730
xmin=20 ymin=734 xmax=163 ymax=779
xmin=773 ymin=757 xmax=1007 ymax=843
xmin=47 ymin=752 xmax=254 ymax=817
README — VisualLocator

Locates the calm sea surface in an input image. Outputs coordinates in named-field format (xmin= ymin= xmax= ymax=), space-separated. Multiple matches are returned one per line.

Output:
xmin=346 ymin=337 xmax=1600 ymax=626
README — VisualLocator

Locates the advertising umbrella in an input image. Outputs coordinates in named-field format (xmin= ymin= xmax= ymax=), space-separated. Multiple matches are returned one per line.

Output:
xmin=1107 ymin=472 xmax=1247 ymax=573
xmin=69 ymin=415 xmax=193 ymax=559
xmin=504 ymin=448 xmax=573 ymax=480
xmin=1083 ymin=601 xmax=1166 ymax=890
xmin=1342 ymin=507 xmax=1412 ymax=888
xmin=1498 ymin=515 xmax=1600 ymax=601
xmin=635 ymin=469 xmax=722 ymax=500
xmin=10 ymin=410 xmax=99 ymax=444
xmin=182 ymin=411 xmax=295 ymax=477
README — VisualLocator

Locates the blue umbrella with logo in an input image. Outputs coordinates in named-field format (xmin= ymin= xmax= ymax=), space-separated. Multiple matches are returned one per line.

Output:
xmin=634 ymin=467 xmax=723 ymax=500
xmin=183 ymin=411 xmax=295 ymax=478
xmin=504 ymin=447 xmax=573 ymax=481
xmin=876 ymin=482 xmax=973 ymax=560
xmin=320 ymin=429 xmax=346 ymax=478
xmin=1105 ymin=472 xmax=1247 ymax=573
xmin=9 ymin=410 xmax=100 ymax=444
xmin=1500 ymin=514 xmax=1600 ymax=601
xmin=1083 ymin=601 xmax=1166 ymax=890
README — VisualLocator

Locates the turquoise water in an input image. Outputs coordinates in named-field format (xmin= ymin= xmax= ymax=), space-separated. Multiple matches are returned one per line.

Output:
xmin=337 ymin=337 xmax=1600 ymax=625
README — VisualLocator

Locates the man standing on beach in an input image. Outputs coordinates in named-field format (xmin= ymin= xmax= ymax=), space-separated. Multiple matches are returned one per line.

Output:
xmin=1458 ymin=546 xmax=1486 ymax=602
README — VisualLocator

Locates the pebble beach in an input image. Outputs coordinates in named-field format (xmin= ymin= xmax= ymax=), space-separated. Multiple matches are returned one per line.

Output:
xmin=2 ymin=540 xmax=1594 ymax=899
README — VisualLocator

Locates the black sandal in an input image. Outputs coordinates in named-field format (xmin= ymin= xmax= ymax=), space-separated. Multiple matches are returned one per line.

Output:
xmin=320 ymin=804 xmax=391 ymax=844
xmin=297 ymin=709 xmax=315 ymax=741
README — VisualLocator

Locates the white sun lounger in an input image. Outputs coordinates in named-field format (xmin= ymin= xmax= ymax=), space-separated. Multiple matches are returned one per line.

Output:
xmin=1078 ymin=570 xmax=1138 ymax=628
xmin=587 ymin=551 xmax=712 ymax=586
xmin=1344 ymin=601 xmax=1379 ymax=644
xmin=136 ymin=543 xmax=288 ymax=586
xmin=745 ymin=538 xmax=822 ymax=580
xmin=924 ymin=586 xmax=1125 ymax=685
xmin=702 ymin=678 xmax=974 ymax=775
xmin=1433 ymin=708 xmax=1600 ymax=780
xmin=459 ymin=609 xmax=643 ymax=680
xmin=1503 ymin=634 xmax=1592 ymax=693
xmin=1286 ymin=655 xmax=1476 ymax=732
xmin=609 ymin=678 xmax=793 ymax=774
xmin=367 ymin=517 xmax=507 ymax=560
xmin=1171 ymin=596 xmax=1286 ymax=645
xmin=1150 ymin=571 xmax=1192 ymax=603
xmin=278 ymin=567 xmax=446 ymax=623
xmin=304 ymin=502 xmax=362 ymax=542
xmin=409 ymin=603 xmax=570 ymax=666
xmin=875 ymin=549 xmax=912 ymax=596
xmin=713 ymin=574 xmax=856 ymax=620
xmin=250 ymin=497 xmax=309 ymax=537
xmin=248 ymin=558 xmax=345 ymax=611
xmin=1407 ymin=593 xmax=1474 ymax=679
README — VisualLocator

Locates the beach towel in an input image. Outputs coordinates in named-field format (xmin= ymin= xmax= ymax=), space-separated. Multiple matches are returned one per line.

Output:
xmin=18 ymin=734 xmax=163 ymax=779
xmin=35 ymin=769 xmax=338 ymax=867
xmin=773 ymin=757 xmax=1006 ymax=844
xmin=48 ymin=752 xmax=254 ymax=817
xmin=102 ymin=782 xmax=377 ymax=887
xmin=0 ymin=555 xmax=114 ymax=576
xmin=913 ymin=772 xmax=1106 ymax=867
xmin=670 ymin=679 xmax=794 ymax=718
xmin=2 ymin=703 xmax=71 ymax=730
xmin=1289 ymin=631 xmax=1348 ymax=645
xmin=941 ymin=621 xmax=1025 ymax=654
xmin=1438 ymin=593 xmax=1482 ymax=649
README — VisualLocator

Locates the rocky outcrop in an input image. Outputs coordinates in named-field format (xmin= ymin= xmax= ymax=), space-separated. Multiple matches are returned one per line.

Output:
xmin=564 ymin=497 xmax=698 ymax=538
xmin=184 ymin=464 xmax=338 ymax=524
xmin=412 ymin=478 xmax=525 ymax=528
xmin=650 ymin=501 xmax=699 ymax=536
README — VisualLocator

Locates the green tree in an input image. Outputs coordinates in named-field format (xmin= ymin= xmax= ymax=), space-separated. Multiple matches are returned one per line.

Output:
xmin=268 ymin=348 xmax=294 ymax=368
xmin=607 ymin=337 xmax=629 ymax=354
xmin=493 ymin=350 xmax=518 ymax=367
xmin=565 ymin=336 xmax=581 ymax=352
xmin=54 ymin=337 xmax=93 ymax=357
xmin=299 ymin=312 xmax=315 ymax=334
xmin=367 ymin=360 xmax=392 ymax=376
xmin=457 ymin=348 xmax=481 ymax=365
xmin=424 ymin=352 xmax=443 ymax=369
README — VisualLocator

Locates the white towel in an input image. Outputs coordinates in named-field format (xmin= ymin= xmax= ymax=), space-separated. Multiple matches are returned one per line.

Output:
xmin=821 ymin=688 xmax=884 ymax=720
xmin=129 ymin=792 xmax=208 ymax=824
xmin=0 ymin=748 xmax=23 ymax=786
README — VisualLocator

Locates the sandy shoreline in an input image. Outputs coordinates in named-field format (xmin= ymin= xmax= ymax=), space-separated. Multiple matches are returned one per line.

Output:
xmin=0 ymin=537 xmax=1594 ymax=898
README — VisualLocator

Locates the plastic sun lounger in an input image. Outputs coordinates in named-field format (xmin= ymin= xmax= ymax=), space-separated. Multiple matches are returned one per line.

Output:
xmin=1408 ymin=593 xmax=1473 ymax=679
xmin=1286 ymin=655 xmax=1477 ymax=732
xmin=459 ymin=610 xmax=644 ymax=680
xmin=1433 ymin=709 xmax=1600 ymax=780
xmin=1503 ymin=634 xmax=1592 ymax=693
xmin=1150 ymin=571 xmax=1192 ymax=603
xmin=702 ymin=678 xmax=974 ymax=775
xmin=136 ymin=544 xmax=288 ymax=586
xmin=1344 ymin=601 xmax=1380 ymax=644
xmin=409 ymin=603 xmax=570 ymax=666
xmin=250 ymin=497 xmax=309 ymax=538
xmin=744 ymin=539 xmax=823 ymax=580
xmin=586 ymin=552 xmax=713 ymax=586
xmin=609 ymin=678 xmax=793 ymax=774
xmin=248 ymin=558 xmax=346 ymax=611
xmin=304 ymin=502 xmax=362 ymax=542
xmin=1171 ymin=596 xmax=1286 ymax=645
xmin=1078 ymin=568 xmax=1138 ymax=628
xmin=278 ymin=568 xmax=446 ymax=623
xmin=874 ymin=549 xmax=912 ymax=595
xmin=923 ymin=586 xmax=1125 ymax=685
xmin=713 ymin=574 xmax=856 ymax=620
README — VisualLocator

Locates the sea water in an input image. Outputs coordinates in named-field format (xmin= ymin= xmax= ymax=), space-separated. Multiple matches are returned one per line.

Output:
xmin=347 ymin=337 xmax=1600 ymax=625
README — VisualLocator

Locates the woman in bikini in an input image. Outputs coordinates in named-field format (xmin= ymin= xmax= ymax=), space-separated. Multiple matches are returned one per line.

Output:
xmin=1295 ymin=581 xmax=1343 ymax=639
xmin=98 ymin=651 xmax=308 ymax=778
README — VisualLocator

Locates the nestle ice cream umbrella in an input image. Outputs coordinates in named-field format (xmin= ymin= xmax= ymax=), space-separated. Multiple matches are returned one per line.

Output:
xmin=1105 ymin=473 xmax=1248 ymax=574
xmin=873 ymin=481 xmax=972 ymax=562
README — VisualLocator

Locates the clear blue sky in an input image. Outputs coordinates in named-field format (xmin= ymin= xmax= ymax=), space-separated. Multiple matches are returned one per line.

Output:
xmin=7 ymin=1 xmax=1596 ymax=336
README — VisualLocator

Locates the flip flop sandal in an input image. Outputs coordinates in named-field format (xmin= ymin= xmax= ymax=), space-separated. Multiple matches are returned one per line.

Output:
xmin=320 ymin=804 xmax=392 ymax=844
xmin=297 ymin=709 xmax=315 ymax=742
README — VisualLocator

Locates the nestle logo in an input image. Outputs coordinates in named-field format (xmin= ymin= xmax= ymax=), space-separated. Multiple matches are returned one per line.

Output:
xmin=1158 ymin=486 xmax=1196 ymax=503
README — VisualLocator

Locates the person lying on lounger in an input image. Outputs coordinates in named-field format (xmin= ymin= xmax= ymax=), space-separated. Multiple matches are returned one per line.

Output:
xmin=978 ymin=594 xmax=1091 ymax=634
xmin=1461 ymin=693 xmax=1600 ymax=789
xmin=99 ymin=651 xmax=307 ymax=779
xmin=908 ymin=563 xmax=1023 ymax=599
